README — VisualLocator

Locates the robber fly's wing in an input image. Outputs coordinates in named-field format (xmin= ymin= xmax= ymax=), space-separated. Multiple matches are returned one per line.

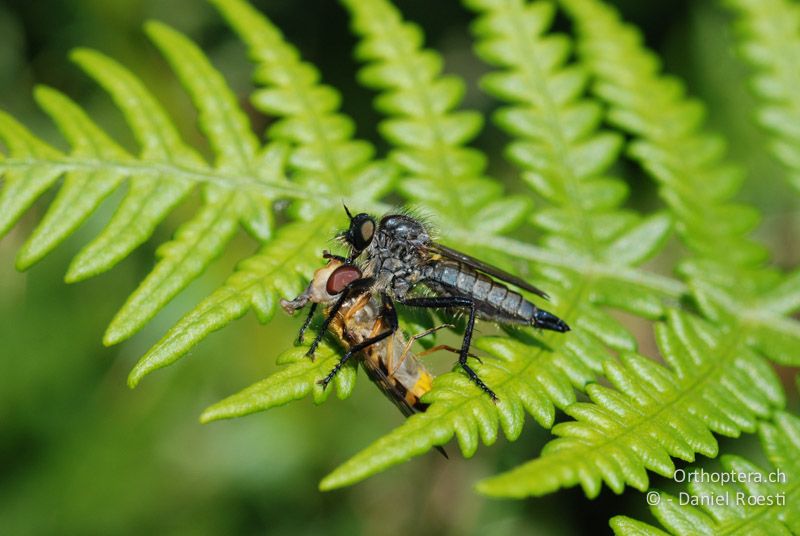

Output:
xmin=429 ymin=242 xmax=550 ymax=299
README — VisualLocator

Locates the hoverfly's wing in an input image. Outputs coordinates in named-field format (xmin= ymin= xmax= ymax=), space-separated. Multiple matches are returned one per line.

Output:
xmin=360 ymin=355 xmax=449 ymax=458
xmin=429 ymin=242 xmax=550 ymax=299
xmin=360 ymin=358 xmax=419 ymax=418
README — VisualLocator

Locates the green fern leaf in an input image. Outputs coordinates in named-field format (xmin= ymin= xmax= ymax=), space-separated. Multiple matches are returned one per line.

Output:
xmin=62 ymin=49 xmax=201 ymax=282
xmin=561 ymin=0 xmax=766 ymax=268
xmin=475 ymin=309 xmax=784 ymax=498
xmin=104 ymin=21 xmax=275 ymax=345
xmin=0 ymin=113 xmax=64 ymax=239
xmin=127 ymin=217 xmax=333 ymax=386
xmin=343 ymin=0 xmax=528 ymax=230
xmin=14 ymin=86 xmax=129 ymax=270
xmin=126 ymin=0 xmax=398 ymax=385
xmin=0 ymin=25 xmax=306 ymax=350
xmin=211 ymin=0 xmax=396 ymax=214
xmin=611 ymin=412 xmax=800 ymax=535
xmin=316 ymin=0 xmax=681 ymax=490
xmin=319 ymin=335 xmax=587 ymax=491
xmin=561 ymin=0 xmax=800 ymax=365
xmin=689 ymin=277 xmax=800 ymax=367
xmin=466 ymin=0 xmax=675 ymax=319
xmin=200 ymin=342 xmax=358 ymax=422
xmin=724 ymin=0 xmax=800 ymax=193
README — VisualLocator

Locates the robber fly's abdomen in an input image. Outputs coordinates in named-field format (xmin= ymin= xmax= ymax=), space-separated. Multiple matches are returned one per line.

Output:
xmin=425 ymin=260 xmax=570 ymax=332
xmin=426 ymin=261 xmax=534 ymax=323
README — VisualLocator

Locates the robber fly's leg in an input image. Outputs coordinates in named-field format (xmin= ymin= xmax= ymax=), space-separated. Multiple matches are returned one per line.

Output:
xmin=397 ymin=297 xmax=498 ymax=401
xmin=305 ymin=291 xmax=349 ymax=359
xmin=319 ymin=293 xmax=398 ymax=389
xmin=394 ymin=323 xmax=455 ymax=374
xmin=318 ymin=329 xmax=395 ymax=389
xmin=295 ymin=302 xmax=317 ymax=345
xmin=415 ymin=344 xmax=480 ymax=362
xmin=306 ymin=277 xmax=376 ymax=359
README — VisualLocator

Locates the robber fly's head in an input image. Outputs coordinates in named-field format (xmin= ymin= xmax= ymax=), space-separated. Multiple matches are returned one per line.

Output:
xmin=340 ymin=205 xmax=376 ymax=259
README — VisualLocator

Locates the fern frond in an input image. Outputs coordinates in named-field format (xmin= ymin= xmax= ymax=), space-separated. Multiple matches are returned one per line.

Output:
xmin=126 ymin=0 xmax=398 ymax=384
xmin=725 ymin=0 xmax=800 ymax=193
xmin=466 ymin=0 xmax=673 ymax=317
xmin=560 ymin=0 xmax=800 ymax=366
xmin=211 ymin=0 xmax=396 ymax=215
xmin=320 ymin=335 xmax=595 ymax=490
xmin=560 ymin=0 xmax=766 ymax=269
xmin=344 ymin=0 xmax=677 ymax=309
xmin=475 ymin=310 xmax=785 ymax=498
xmin=611 ymin=412 xmax=800 ymax=535
xmin=0 ymin=25 xmax=307 ymax=347
xmin=342 ymin=0 xmax=529 ymax=233
xmin=478 ymin=224 xmax=800 ymax=493
xmin=317 ymin=0 xmax=678 ymax=491
xmin=105 ymin=21 xmax=279 ymax=345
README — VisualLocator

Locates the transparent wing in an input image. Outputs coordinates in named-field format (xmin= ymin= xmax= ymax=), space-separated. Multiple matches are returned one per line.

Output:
xmin=429 ymin=242 xmax=550 ymax=299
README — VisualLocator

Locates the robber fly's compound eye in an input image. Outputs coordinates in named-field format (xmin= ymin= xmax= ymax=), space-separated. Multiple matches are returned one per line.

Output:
xmin=347 ymin=213 xmax=375 ymax=252
xmin=326 ymin=265 xmax=362 ymax=295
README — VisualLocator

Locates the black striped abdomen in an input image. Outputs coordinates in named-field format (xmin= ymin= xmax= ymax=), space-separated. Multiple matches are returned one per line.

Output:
xmin=427 ymin=261 xmax=536 ymax=324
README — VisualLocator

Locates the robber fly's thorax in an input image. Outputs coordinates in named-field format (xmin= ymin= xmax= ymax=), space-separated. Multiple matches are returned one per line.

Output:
xmin=363 ymin=214 xmax=431 ymax=298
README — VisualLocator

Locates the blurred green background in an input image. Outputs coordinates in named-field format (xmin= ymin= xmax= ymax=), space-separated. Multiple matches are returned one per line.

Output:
xmin=1 ymin=1 xmax=797 ymax=534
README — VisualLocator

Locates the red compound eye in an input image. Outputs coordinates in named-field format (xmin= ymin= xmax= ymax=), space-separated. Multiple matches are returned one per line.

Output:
xmin=326 ymin=265 xmax=362 ymax=295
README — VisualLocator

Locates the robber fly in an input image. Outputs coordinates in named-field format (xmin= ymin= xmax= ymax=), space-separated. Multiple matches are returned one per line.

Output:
xmin=304 ymin=208 xmax=570 ymax=401
xmin=281 ymin=258 xmax=453 ymax=425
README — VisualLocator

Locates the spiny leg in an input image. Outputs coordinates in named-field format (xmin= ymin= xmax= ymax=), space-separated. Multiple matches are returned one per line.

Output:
xmin=296 ymin=302 xmax=317 ymax=345
xmin=305 ymin=290 xmax=349 ymax=359
xmin=305 ymin=277 xmax=375 ymax=359
xmin=394 ymin=323 xmax=454 ymax=374
xmin=318 ymin=330 xmax=394 ymax=389
xmin=415 ymin=344 xmax=480 ymax=362
xmin=397 ymin=297 xmax=498 ymax=401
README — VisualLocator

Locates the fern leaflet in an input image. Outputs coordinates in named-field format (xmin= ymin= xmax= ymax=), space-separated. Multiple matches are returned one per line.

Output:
xmin=561 ymin=0 xmax=766 ymax=269
xmin=472 ymin=0 xmax=800 ymax=500
xmin=126 ymin=0 xmax=399 ymax=385
xmin=724 ymin=0 xmax=800 ymax=194
xmin=476 ymin=309 xmax=784 ymax=498
xmin=315 ymin=0 xmax=678 ymax=490
xmin=611 ymin=412 xmax=800 ymax=536
xmin=0 ymin=21 xmax=309 ymax=366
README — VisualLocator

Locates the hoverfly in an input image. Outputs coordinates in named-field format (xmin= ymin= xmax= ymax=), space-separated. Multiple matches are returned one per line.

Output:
xmin=281 ymin=257 xmax=453 ymax=427
xmin=304 ymin=208 xmax=570 ymax=401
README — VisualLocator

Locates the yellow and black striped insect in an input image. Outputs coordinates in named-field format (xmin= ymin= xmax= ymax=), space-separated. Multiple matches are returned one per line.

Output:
xmin=281 ymin=259 xmax=453 ymax=425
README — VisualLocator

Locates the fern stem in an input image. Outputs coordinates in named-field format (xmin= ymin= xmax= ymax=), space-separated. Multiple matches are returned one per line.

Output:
xmin=458 ymin=230 xmax=687 ymax=299
xmin=0 ymin=157 xmax=310 ymax=199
